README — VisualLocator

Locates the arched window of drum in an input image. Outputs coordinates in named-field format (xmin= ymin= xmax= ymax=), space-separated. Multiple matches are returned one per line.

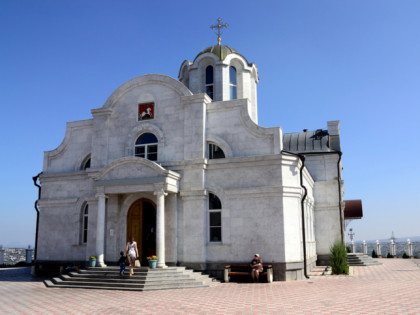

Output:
xmin=135 ymin=133 xmax=158 ymax=161
xmin=209 ymin=193 xmax=222 ymax=242
xmin=82 ymin=204 xmax=89 ymax=244
xmin=205 ymin=65 xmax=214 ymax=100
xmin=229 ymin=66 xmax=237 ymax=100
xmin=208 ymin=143 xmax=225 ymax=159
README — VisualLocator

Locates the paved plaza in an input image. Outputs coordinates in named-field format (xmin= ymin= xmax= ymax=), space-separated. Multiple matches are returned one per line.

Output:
xmin=0 ymin=258 xmax=419 ymax=314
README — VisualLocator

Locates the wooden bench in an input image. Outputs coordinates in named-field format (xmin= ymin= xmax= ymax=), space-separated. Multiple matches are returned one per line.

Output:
xmin=224 ymin=264 xmax=273 ymax=283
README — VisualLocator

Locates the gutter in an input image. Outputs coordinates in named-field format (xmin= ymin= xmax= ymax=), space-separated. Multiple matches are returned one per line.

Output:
xmin=32 ymin=172 xmax=43 ymax=261
xmin=282 ymin=150 xmax=310 ymax=279
xmin=336 ymin=152 xmax=344 ymax=242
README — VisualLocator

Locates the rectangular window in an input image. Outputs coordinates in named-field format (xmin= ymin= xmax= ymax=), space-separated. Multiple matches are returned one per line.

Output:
xmin=230 ymin=85 xmax=237 ymax=100
xmin=147 ymin=145 xmax=158 ymax=161
xmin=83 ymin=217 xmax=88 ymax=243
xmin=210 ymin=212 xmax=221 ymax=226
xmin=135 ymin=146 xmax=145 ymax=158
xmin=210 ymin=227 xmax=221 ymax=242
xmin=209 ymin=211 xmax=221 ymax=242
xmin=206 ymin=85 xmax=214 ymax=100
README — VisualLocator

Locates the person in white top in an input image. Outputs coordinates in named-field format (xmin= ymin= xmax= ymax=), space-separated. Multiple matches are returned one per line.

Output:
xmin=125 ymin=236 xmax=139 ymax=276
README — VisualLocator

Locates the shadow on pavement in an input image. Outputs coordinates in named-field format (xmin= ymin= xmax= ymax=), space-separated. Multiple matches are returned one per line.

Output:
xmin=0 ymin=267 xmax=48 ymax=282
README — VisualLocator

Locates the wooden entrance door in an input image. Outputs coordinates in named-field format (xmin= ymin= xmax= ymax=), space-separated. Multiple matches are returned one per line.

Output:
xmin=127 ymin=199 xmax=156 ymax=264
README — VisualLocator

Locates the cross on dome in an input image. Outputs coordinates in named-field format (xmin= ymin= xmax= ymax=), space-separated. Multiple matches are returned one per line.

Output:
xmin=210 ymin=18 xmax=228 ymax=46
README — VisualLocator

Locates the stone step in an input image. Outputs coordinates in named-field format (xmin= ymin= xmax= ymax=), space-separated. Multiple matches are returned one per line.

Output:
xmin=87 ymin=266 xmax=187 ymax=272
xmin=61 ymin=275 xmax=201 ymax=285
xmin=347 ymin=254 xmax=382 ymax=266
xmin=70 ymin=272 xmax=194 ymax=280
xmin=52 ymin=280 xmax=209 ymax=290
xmin=79 ymin=268 xmax=187 ymax=275
xmin=45 ymin=280 xmax=209 ymax=292
xmin=44 ymin=266 xmax=218 ymax=291
xmin=61 ymin=274 xmax=197 ymax=284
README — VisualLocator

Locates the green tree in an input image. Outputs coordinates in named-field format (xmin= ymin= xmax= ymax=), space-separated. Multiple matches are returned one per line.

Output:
xmin=330 ymin=241 xmax=349 ymax=275
xmin=372 ymin=249 xmax=378 ymax=258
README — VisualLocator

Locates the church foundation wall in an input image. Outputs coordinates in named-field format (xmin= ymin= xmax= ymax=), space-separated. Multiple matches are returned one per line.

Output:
xmin=316 ymin=254 xmax=330 ymax=266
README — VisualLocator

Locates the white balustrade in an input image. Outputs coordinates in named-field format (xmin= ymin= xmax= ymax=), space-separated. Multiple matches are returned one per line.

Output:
xmin=406 ymin=239 xmax=413 ymax=258
xmin=362 ymin=240 xmax=367 ymax=255
xmin=375 ymin=240 xmax=382 ymax=257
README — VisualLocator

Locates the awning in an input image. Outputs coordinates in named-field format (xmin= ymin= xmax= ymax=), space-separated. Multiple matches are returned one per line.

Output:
xmin=344 ymin=200 xmax=363 ymax=219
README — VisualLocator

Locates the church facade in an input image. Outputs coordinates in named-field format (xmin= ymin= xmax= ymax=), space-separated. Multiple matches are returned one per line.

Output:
xmin=36 ymin=43 xmax=344 ymax=281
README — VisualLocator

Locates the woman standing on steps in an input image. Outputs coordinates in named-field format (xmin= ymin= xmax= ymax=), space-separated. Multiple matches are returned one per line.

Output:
xmin=125 ymin=236 xmax=139 ymax=276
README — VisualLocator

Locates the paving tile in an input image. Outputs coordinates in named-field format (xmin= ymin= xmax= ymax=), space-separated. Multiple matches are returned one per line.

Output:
xmin=0 ymin=259 xmax=419 ymax=314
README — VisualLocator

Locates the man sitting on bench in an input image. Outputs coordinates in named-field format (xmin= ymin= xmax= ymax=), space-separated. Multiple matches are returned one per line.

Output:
xmin=250 ymin=254 xmax=263 ymax=282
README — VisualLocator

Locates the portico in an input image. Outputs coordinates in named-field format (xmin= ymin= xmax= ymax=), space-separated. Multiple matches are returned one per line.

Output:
xmin=88 ymin=157 xmax=180 ymax=268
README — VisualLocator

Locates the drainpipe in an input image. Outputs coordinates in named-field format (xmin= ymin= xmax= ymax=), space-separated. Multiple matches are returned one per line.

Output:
xmin=336 ymin=152 xmax=344 ymax=243
xmin=282 ymin=150 xmax=310 ymax=279
xmin=294 ymin=151 xmax=344 ymax=242
xmin=32 ymin=172 xmax=42 ymax=261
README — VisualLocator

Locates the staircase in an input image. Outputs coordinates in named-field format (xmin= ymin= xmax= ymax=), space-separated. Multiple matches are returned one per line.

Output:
xmin=44 ymin=266 xmax=218 ymax=291
xmin=347 ymin=253 xmax=382 ymax=266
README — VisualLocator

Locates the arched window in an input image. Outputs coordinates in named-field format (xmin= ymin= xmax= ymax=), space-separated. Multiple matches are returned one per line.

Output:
xmin=208 ymin=143 xmax=225 ymax=159
xmin=209 ymin=193 xmax=222 ymax=242
xmin=82 ymin=158 xmax=91 ymax=170
xmin=229 ymin=66 xmax=237 ymax=100
xmin=205 ymin=66 xmax=214 ymax=100
xmin=82 ymin=204 xmax=89 ymax=244
xmin=135 ymin=133 xmax=158 ymax=161
xmin=80 ymin=154 xmax=91 ymax=170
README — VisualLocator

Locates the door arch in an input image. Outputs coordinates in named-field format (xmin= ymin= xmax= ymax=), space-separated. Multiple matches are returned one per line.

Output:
xmin=127 ymin=198 xmax=156 ymax=264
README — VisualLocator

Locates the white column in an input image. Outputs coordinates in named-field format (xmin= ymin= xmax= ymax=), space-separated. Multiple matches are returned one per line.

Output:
xmin=351 ymin=241 xmax=356 ymax=253
xmin=154 ymin=189 xmax=168 ymax=268
xmin=362 ymin=240 xmax=367 ymax=255
xmin=375 ymin=240 xmax=382 ymax=257
xmin=406 ymin=239 xmax=413 ymax=258
xmin=390 ymin=240 xmax=396 ymax=257
xmin=96 ymin=193 xmax=107 ymax=267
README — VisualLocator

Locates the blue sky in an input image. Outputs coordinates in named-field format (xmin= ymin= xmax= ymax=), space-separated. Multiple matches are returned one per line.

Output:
xmin=1 ymin=0 xmax=419 ymax=247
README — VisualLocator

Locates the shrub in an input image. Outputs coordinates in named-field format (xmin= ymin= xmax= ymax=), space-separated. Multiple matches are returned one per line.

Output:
xmin=372 ymin=250 xmax=378 ymax=258
xmin=330 ymin=241 xmax=349 ymax=275
xmin=344 ymin=264 xmax=349 ymax=275
xmin=346 ymin=246 xmax=351 ymax=253
xmin=402 ymin=252 xmax=409 ymax=259
xmin=387 ymin=252 xmax=392 ymax=258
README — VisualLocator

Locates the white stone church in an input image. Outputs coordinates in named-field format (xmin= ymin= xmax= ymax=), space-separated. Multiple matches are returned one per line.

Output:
xmin=36 ymin=37 xmax=346 ymax=281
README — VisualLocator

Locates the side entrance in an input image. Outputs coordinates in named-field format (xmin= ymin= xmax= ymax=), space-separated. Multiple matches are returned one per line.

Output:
xmin=126 ymin=198 xmax=156 ymax=265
